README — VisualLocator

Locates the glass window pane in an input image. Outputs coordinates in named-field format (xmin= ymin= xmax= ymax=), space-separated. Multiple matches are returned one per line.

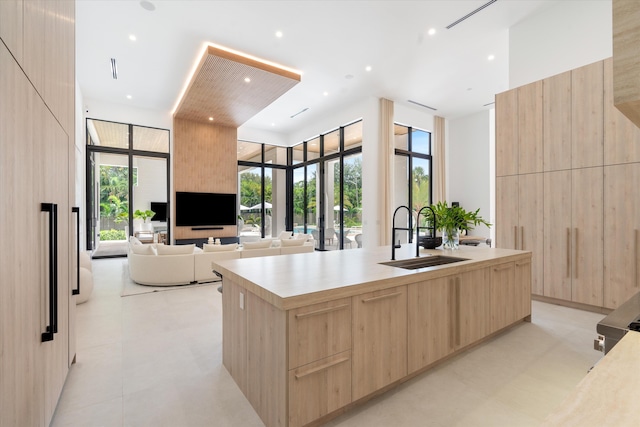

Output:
xmin=323 ymin=130 xmax=340 ymax=156
xmin=307 ymin=138 xmax=320 ymax=161
xmin=343 ymin=153 xmax=362 ymax=249
xmin=411 ymin=129 xmax=431 ymax=155
xmin=237 ymin=141 xmax=262 ymax=162
xmin=238 ymin=165 xmax=262 ymax=236
xmin=324 ymin=158 xmax=340 ymax=250
xmin=132 ymin=156 xmax=167 ymax=239
xmin=306 ymin=164 xmax=317 ymax=233
xmin=292 ymin=143 xmax=304 ymax=165
xmin=394 ymin=124 xmax=409 ymax=150
xmin=264 ymin=168 xmax=273 ymax=237
xmin=89 ymin=119 xmax=129 ymax=148
xmin=293 ymin=167 xmax=305 ymax=232
xmin=264 ymin=145 xmax=287 ymax=165
xmin=393 ymin=154 xmax=410 ymax=244
xmin=412 ymin=157 xmax=431 ymax=212
xmin=344 ymin=121 xmax=363 ymax=150
xmin=97 ymin=153 xmax=129 ymax=249
xmin=132 ymin=126 xmax=169 ymax=153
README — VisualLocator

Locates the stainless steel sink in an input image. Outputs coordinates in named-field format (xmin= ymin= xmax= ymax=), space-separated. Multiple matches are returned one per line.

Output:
xmin=379 ymin=256 xmax=468 ymax=270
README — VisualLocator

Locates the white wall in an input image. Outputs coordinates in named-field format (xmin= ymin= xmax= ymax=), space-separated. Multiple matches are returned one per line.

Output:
xmin=83 ymin=98 xmax=172 ymax=130
xmin=448 ymin=110 xmax=492 ymax=240
xmin=75 ymin=82 xmax=87 ymax=250
xmin=509 ymin=0 xmax=612 ymax=88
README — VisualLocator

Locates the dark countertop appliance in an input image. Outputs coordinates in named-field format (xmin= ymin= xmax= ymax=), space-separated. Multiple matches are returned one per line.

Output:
xmin=596 ymin=290 xmax=640 ymax=354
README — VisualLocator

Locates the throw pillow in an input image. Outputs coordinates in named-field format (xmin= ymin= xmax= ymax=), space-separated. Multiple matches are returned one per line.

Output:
xmin=243 ymin=240 xmax=272 ymax=250
xmin=156 ymin=244 xmax=195 ymax=255
xmin=278 ymin=231 xmax=292 ymax=240
xmin=203 ymin=243 xmax=238 ymax=252
xmin=130 ymin=244 xmax=155 ymax=255
xmin=129 ymin=236 xmax=142 ymax=245
xmin=280 ymin=238 xmax=305 ymax=247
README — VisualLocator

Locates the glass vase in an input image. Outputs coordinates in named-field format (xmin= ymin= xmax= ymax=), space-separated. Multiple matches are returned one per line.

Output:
xmin=442 ymin=228 xmax=460 ymax=250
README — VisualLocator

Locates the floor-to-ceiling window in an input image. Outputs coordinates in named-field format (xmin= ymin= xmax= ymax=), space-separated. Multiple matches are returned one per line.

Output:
xmin=86 ymin=119 xmax=170 ymax=258
xmin=393 ymin=124 xmax=433 ymax=244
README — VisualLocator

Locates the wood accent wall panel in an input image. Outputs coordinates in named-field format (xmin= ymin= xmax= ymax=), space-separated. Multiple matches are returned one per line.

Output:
xmin=173 ymin=118 xmax=238 ymax=240
xmin=604 ymin=57 xmax=640 ymax=165
xmin=613 ymin=0 xmax=640 ymax=128
xmin=0 ymin=0 xmax=24 ymax=63
xmin=543 ymin=70 xmax=572 ymax=172
xmin=495 ymin=88 xmax=518 ymax=177
xmin=518 ymin=81 xmax=543 ymax=174
xmin=572 ymin=61 xmax=604 ymax=169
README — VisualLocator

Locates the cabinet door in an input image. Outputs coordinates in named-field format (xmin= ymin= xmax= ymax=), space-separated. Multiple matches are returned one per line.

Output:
xmin=543 ymin=70 xmax=572 ymax=171
xmin=604 ymin=57 xmax=640 ymax=165
xmin=288 ymin=298 xmax=351 ymax=369
xmin=515 ymin=259 xmax=532 ymax=321
xmin=496 ymin=176 xmax=518 ymax=250
xmin=544 ymin=171 xmax=572 ymax=300
xmin=0 ymin=42 xmax=46 ymax=427
xmin=352 ymin=286 xmax=407 ymax=401
xmin=496 ymin=88 xmax=518 ymax=177
xmin=0 ymin=0 xmax=23 ymax=63
xmin=518 ymin=81 xmax=543 ymax=174
xmin=519 ymin=173 xmax=544 ymax=296
xmin=407 ymin=277 xmax=452 ymax=374
xmin=604 ymin=164 xmax=640 ymax=309
xmin=490 ymin=263 xmax=517 ymax=333
xmin=289 ymin=351 xmax=351 ymax=427
xmin=572 ymin=167 xmax=604 ymax=307
xmin=572 ymin=61 xmax=604 ymax=169
xmin=456 ymin=268 xmax=490 ymax=349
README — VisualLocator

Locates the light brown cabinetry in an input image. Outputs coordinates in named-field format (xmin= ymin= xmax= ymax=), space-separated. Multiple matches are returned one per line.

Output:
xmin=495 ymin=174 xmax=543 ymax=295
xmin=543 ymin=70 xmax=572 ymax=172
xmin=572 ymin=61 xmax=604 ymax=169
xmin=457 ymin=268 xmax=491 ymax=348
xmin=0 ymin=0 xmax=23 ymax=62
xmin=490 ymin=261 xmax=531 ymax=332
xmin=352 ymin=286 xmax=407 ymax=401
xmin=495 ymin=82 xmax=543 ymax=176
xmin=604 ymin=164 xmax=640 ymax=309
xmin=543 ymin=168 xmax=604 ymax=306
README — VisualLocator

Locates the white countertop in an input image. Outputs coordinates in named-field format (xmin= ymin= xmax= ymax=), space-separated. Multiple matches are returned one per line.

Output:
xmin=213 ymin=244 xmax=530 ymax=310
xmin=542 ymin=330 xmax=640 ymax=426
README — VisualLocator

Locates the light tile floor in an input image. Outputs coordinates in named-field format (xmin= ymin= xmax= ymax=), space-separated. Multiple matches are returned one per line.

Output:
xmin=52 ymin=258 xmax=604 ymax=427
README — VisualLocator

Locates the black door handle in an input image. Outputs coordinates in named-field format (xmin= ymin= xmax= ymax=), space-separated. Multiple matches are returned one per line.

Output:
xmin=72 ymin=207 xmax=80 ymax=295
xmin=41 ymin=203 xmax=58 ymax=342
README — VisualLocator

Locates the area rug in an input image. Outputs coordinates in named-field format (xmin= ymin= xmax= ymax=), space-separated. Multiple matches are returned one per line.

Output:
xmin=120 ymin=261 xmax=219 ymax=297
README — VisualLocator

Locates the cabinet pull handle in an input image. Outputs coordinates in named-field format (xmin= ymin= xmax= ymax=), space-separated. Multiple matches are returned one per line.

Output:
xmin=566 ymin=228 xmax=571 ymax=279
xmin=514 ymin=225 xmax=518 ymax=249
xmin=633 ymin=229 xmax=640 ymax=288
xmin=294 ymin=356 xmax=350 ymax=379
xmin=72 ymin=207 xmax=80 ymax=295
xmin=574 ymin=228 xmax=579 ymax=279
xmin=295 ymin=304 xmax=349 ymax=319
xmin=493 ymin=263 xmax=512 ymax=272
xmin=362 ymin=292 xmax=401 ymax=303
xmin=521 ymin=226 xmax=525 ymax=250
xmin=455 ymin=277 xmax=461 ymax=347
xmin=41 ymin=203 xmax=58 ymax=342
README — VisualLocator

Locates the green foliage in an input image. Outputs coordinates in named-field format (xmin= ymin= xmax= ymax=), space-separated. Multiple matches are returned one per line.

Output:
xmin=239 ymin=172 xmax=272 ymax=208
xmin=99 ymin=229 xmax=127 ymax=241
xmin=100 ymin=166 xmax=130 ymax=222
xmin=430 ymin=201 xmax=491 ymax=233
xmin=134 ymin=209 xmax=155 ymax=221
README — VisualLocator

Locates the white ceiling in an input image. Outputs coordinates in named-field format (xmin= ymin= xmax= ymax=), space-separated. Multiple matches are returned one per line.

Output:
xmin=76 ymin=0 xmax=559 ymax=136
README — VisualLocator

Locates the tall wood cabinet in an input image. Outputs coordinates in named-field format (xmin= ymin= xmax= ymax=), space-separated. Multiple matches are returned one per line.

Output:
xmin=497 ymin=57 xmax=640 ymax=310
xmin=0 ymin=1 xmax=76 ymax=426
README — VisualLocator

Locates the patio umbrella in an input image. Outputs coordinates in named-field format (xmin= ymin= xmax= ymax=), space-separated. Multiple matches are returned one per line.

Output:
xmin=249 ymin=202 xmax=272 ymax=210
xmin=240 ymin=205 xmax=250 ymax=211
xmin=334 ymin=205 xmax=347 ymax=211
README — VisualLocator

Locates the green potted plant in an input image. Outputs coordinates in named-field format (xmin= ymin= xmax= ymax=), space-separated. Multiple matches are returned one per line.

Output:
xmin=430 ymin=201 xmax=491 ymax=249
xmin=134 ymin=209 xmax=155 ymax=232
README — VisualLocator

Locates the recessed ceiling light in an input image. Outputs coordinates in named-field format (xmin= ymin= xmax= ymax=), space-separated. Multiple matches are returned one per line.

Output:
xmin=140 ymin=1 xmax=155 ymax=11
xmin=129 ymin=34 xmax=137 ymax=41
xmin=323 ymin=91 xmax=328 ymax=96
xmin=467 ymin=88 xmax=472 ymax=91
xmin=126 ymin=94 xmax=132 ymax=99
xmin=365 ymin=65 xmax=372 ymax=72
xmin=271 ymin=123 xmax=276 ymax=127
xmin=275 ymin=31 xmax=283 ymax=38
xmin=488 ymin=54 xmax=495 ymax=61
xmin=244 ymin=77 xmax=251 ymax=83
xmin=208 ymin=117 xmax=214 ymax=121
xmin=345 ymin=74 xmax=354 ymax=80
xmin=428 ymin=28 xmax=436 ymax=36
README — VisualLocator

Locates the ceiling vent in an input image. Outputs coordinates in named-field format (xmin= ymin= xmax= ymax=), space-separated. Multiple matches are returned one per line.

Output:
xmin=446 ymin=0 xmax=498 ymax=29
xmin=408 ymin=100 xmax=437 ymax=111
xmin=290 ymin=107 xmax=309 ymax=118
xmin=110 ymin=58 xmax=118 ymax=79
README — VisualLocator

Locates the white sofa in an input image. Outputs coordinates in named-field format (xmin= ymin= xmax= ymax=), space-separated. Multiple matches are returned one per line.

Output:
xmin=128 ymin=237 xmax=314 ymax=286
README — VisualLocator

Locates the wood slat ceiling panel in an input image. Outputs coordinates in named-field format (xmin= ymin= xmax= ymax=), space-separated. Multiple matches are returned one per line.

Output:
xmin=174 ymin=45 xmax=300 ymax=127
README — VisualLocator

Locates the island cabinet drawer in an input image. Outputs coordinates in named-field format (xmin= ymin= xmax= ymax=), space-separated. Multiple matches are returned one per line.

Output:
xmin=288 ymin=350 xmax=352 ymax=427
xmin=288 ymin=298 xmax=352 ymax=369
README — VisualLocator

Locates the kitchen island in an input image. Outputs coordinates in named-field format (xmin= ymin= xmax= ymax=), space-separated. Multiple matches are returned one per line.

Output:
xmin=213 ymin=244 xmax=532 ymax=427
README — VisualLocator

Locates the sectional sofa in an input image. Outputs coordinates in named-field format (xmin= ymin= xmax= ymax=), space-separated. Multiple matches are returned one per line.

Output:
xmin=127 ymin=236 xmax=314 ymax=286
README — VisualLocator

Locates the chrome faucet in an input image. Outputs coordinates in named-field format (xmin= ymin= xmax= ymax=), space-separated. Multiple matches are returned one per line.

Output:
xmin=391 ymin=205 xmax=413 ymax=260
xmin=416 ymin=206 xmax=436 ymax=257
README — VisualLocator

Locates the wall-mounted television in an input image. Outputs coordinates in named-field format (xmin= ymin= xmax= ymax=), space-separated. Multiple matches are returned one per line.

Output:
xmin=150 ymin=202 xmax=167 ymax=222
xmin=175 ymin=191 xmax=237 ymax=227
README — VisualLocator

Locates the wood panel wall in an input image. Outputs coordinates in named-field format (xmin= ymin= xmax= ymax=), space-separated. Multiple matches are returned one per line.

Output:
xmin=173 ymin=118 xmax=238 ymax=240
